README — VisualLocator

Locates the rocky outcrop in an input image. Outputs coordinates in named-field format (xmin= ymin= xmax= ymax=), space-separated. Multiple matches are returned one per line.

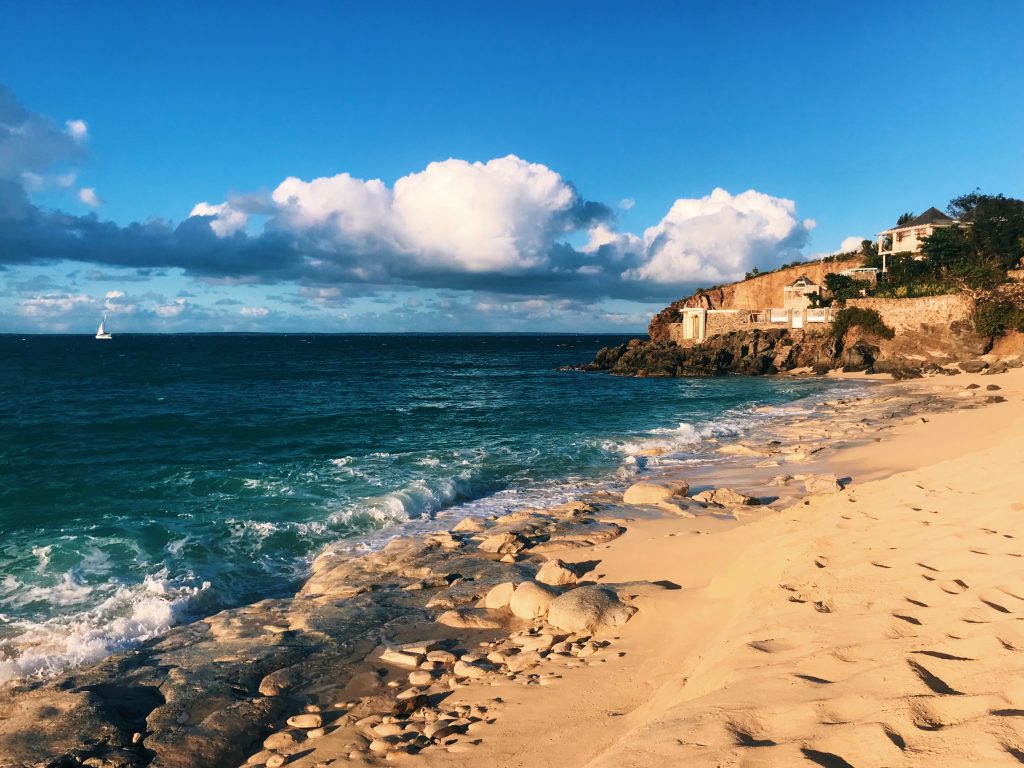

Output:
xmin=581 ymin=329 xmax=833 ymax=377
xmin=581 ymin=314 xmax=992 ymax=378
xmin=0 ymin=501 xmax=628 ymax=768
xmin=648 ymin=257 xmax=864 ymax=341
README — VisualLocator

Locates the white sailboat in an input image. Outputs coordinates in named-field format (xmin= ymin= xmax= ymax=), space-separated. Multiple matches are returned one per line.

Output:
xmin=95 ymin=314 xmax=112 ymax=340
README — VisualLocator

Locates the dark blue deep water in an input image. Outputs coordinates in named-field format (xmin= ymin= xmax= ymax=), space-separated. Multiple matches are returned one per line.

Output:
xmin=0 ymin=333 xmax=852 ymax=679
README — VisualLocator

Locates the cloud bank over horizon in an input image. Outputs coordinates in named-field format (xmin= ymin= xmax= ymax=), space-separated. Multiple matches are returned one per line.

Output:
xmin=0 ymin=84 xmax=821 ymax=332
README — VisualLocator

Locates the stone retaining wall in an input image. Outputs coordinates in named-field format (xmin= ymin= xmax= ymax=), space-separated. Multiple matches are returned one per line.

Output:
xmin=846 ymin=294 xmax=974 ymax=333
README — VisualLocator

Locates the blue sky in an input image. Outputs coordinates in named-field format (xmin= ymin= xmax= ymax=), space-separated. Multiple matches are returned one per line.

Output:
xmin=1 ymin=1 xmax=1022 ymax=333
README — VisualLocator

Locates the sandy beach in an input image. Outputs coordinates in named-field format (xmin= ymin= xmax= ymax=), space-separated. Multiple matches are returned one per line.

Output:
xmin=265 ymin=368 xmax=1024 ymax=768
xmin=2 ymin=364 xmax=1021 ymax=768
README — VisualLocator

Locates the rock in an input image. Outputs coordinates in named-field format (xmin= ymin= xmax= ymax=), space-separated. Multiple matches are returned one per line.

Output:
xmin=426 ymin=650 xmax=457 ymax=664
xmin=535 ymin=559 xmax=577 ymax=587
xmin=408 ymin=670 xmax=433 ymax=686
xmin=264 ymin=732 xmax=301 ymax=751
xmin=959 ymin=359 xmax=988 ymax=373
xmin=379 ymin=648 xmax=423 ymax=668
xmin=483 ymin=581 xmax=517 ymax=609
xmin=804 ymin=474 xmax=842 ymax=495
xmin=516 ymin=633 xmax=555 ymax=653
xmin=266 ymin=755 xmax=286 ymax=768
xmin=286 ymin=713 xmax=323 ymax=729
xmin=452 ymin=517 xmax=485 ymax=533
xmin=547 ymin=586 xmax=637 ymax=635
xmin=622 ymin=479 xmax=690 ymax=508
xmin=369 ymin=738 xmax=395 ymax=754
xmin=987 ymin=384 xmax=1002 ymax=391
xmin=453 ymin=660 xmax=493 ymax=679
xmin=768 ymin=474 xmax=793 ymax=487
xmin=508 ymin=581 xmax=559 ymax=619
xmin=478 ymin=531 xmax=528 ymax=555
xmin=691 ymin=487 xmax=756 ymax=506
xmin=373 ymin=722 xmax=404 ymax=737
xmin=436 ymin=608 xmax=504 ymax=629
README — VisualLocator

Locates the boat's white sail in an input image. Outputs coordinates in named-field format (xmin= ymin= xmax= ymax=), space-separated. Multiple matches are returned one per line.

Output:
xmin=95 ymin=314 xmax=112 ymax=340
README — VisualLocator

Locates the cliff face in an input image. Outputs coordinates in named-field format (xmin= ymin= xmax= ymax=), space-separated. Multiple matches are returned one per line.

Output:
xmin=585 ymin=329 xmax=837 ymax=377
xmin=648 ymin=257 xmax=864 ymax=341
xmin=583 ymin=322 xmax=990 ymax=379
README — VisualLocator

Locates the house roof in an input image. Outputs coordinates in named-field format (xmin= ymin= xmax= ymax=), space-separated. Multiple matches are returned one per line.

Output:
xmin=786 ymin=275 xmax=818 ymax=289
xmin=896 ymin=207 xmax=955 ymax=228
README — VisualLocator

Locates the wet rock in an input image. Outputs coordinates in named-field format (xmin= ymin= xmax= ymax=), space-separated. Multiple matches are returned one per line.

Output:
xmin=452 ymin=517 xmax=485 ymax=533
xmin=478 ymin=532 xmax=528 ymax=555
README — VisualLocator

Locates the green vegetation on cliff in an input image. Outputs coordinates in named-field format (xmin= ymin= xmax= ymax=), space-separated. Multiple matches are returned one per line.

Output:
xmin=830 ymin=307 xmax=895 ymax=341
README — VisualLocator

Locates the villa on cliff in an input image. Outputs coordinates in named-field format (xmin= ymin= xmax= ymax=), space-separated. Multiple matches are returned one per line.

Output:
xmin=876 ymin=207 xmax=958 ymax=270
xmin=660 ymin=205 xmax=975 ymax=348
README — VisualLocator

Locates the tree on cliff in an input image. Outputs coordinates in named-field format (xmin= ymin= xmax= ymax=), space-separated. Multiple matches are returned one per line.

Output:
xmin=946 ymin=192 xmax=1024 ymax=270
xmin=896 ymin=212 xmax=915 ymax=226
xmin=919 ymin=191 xmax=1024 ymax=288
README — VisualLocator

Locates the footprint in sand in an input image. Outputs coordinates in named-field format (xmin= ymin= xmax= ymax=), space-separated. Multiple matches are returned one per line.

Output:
xmin=974 ymin=598 xmax=1007 ymax=618
xmin=892 ymin=611 xmax=924 ymax=626
xmin=906 ymin=659 xmax=963 ymax=695
xmin=938 ymin=578 xmax=969 ymax=594
xmin=996 ymin=583 xmax=1024 ymax=601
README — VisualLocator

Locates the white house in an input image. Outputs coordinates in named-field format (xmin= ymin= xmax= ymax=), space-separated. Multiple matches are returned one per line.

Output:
xmin=783 ymin=275 xmax=823 ymax=309
xmin=876 ymin=207 xmax=958 ymax=270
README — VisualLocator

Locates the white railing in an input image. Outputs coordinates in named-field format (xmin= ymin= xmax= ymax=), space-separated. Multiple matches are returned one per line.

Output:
xmin=769 ymin=309 xmax=789 ymax=323
xmin=806 ymin=308 xmax=830 ymax=323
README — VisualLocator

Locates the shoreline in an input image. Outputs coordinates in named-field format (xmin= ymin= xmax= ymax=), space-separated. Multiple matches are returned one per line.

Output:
xmin=0 ymin=368 xmax=1017 ymax=767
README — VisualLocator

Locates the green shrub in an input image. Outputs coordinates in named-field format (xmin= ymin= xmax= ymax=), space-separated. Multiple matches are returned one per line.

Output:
xmin=974 ymin=300 xmax=1024 ymax=337
xmin=831 ymin=307 xmax=895 ymax=340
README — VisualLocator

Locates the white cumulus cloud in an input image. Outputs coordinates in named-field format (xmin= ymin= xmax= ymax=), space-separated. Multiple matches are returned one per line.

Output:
xmin=240 ymin=306 xmax=269 ymax=317
xmin=201 ymin=155 xmax=585 ymax=274
xmin=834 ymin=235 xmax=866 ymax=254
xmin=189 ymin=201 xmax=249 ymax=237
xmin=155 ymin=298 xmax=186 ymax=317
xmin=78 ymin=187 xmax=101 ymax=207
xmin=65 ymin=119 xmax=88 ymax=142
xmin=624 ymin=188 xmax=815 ymax=284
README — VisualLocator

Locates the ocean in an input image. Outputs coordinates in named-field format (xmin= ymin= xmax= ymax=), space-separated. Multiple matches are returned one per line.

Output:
xmin=0 ymin=333 xmax=853 ymax=681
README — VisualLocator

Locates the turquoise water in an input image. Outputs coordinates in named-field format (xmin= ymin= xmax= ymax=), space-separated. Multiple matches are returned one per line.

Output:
xmin=0 ymin=334 xmax=852 ymax=680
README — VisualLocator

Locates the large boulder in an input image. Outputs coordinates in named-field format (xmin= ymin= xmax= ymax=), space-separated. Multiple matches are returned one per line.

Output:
xmin=483 ymin=581 xmax=517 ymax=609
xmin=546 ymin=586 xmax=637 ymax=635
xmin=622 ymin=479 xmax=690 ymax=508
xmin=804 ymin=474 xmax=843 ymax=495
xmin=508 ymin=581 xmax=559 ymax=620
xmin=959 ymin=360 xmax=989 ymax=373
xmin=535 ymin=559 xmax=578 ymax=587
xmin=691 ymin=487 xmax=756 ymax=506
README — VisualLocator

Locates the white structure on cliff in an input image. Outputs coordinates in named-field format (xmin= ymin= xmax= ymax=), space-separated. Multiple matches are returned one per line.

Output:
xmin=876 ymin=207 xmax=958 ymax=269
xmin=783 ymin=275 xmax=823 ymax=310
